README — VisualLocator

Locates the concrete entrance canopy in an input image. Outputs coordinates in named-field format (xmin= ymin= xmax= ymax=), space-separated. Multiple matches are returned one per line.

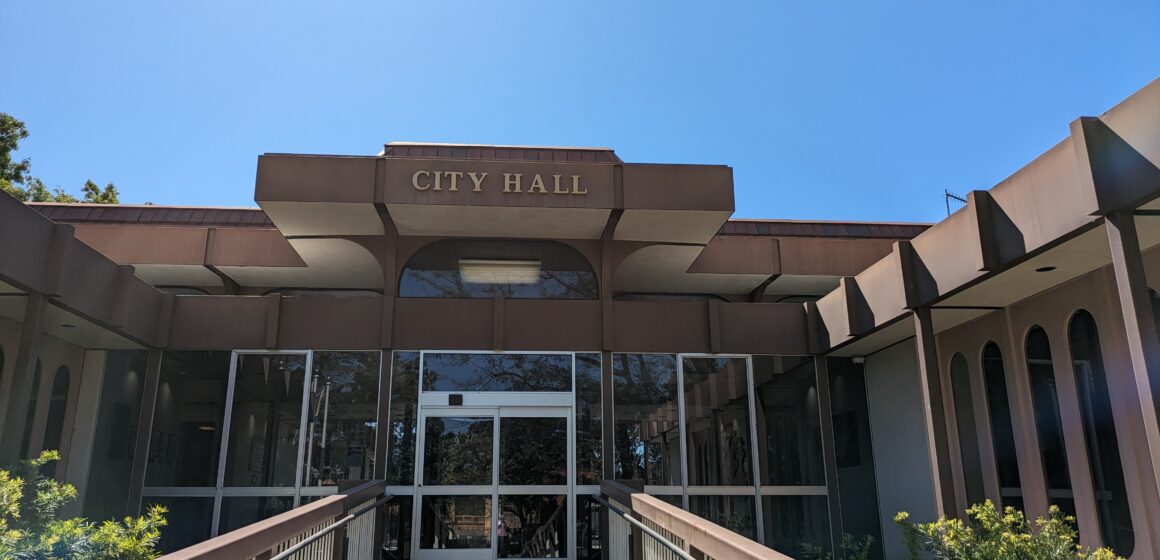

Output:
xmin=255 ymin=142 xmax=734 ymax=243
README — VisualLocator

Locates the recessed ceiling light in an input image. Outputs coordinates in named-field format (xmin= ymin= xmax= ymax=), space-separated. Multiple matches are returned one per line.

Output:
xmin=197 ymin=425 xmax=216 ymax=431
xmin=1035 ymin=266 xmax=1056 ymax=273
xmin=60 ymin=323 xmax=77 ymax=328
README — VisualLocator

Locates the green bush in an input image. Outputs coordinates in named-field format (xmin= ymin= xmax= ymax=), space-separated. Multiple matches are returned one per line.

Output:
xmin=895 ymin=500 xmax=1121 ymax=560
xmin=0 ymin=450 xmax=167 ymax=559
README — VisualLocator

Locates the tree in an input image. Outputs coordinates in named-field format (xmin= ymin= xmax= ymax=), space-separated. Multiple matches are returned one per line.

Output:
xmin=0 ymin=450 xmax=167 ymax=559
xmin=0 ymin=112 xmax=119 ymax=204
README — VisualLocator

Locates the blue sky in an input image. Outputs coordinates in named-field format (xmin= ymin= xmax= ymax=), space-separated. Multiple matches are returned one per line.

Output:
xmin=2 ymin=1 xmax=1157 ymax=222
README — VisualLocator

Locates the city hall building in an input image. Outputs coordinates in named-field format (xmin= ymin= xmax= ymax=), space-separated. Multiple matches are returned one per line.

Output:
xmin=1 ymin=78 xmax=1159 ymax=560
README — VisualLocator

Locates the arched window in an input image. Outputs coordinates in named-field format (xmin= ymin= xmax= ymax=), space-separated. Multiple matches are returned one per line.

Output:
xmin=399 ymin=240 xmax=598 ymax=299
xmin=19 ymin=360 xmax=42 ymax=459
xmin=1025 ymin=327 xmax=1076 ymax=517
xmin=41 ymin=366 xmax=71 ymax=455
xmin=981 ymin=342 xmax=1022 ymax=511
xmin=1068 ymin=311 xmax=1134 ymax=555
xmin=949 ymin=353 xmax=985 ymax=506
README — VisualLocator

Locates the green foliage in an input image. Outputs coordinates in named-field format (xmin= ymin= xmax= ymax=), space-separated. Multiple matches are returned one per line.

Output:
xmin=894 ymin=500 xmax=1121 ymax=560
xmin=0 ymin=112 xmax=119 ymax=204
xmin=801 ymin=533 xmax=875 ymax=560
xmin=0 ymin=450 xmax=167 ymax=559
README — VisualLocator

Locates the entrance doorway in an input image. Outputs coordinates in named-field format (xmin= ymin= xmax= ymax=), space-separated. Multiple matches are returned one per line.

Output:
xmin=413 ymin=402 xmax=573 ymax=559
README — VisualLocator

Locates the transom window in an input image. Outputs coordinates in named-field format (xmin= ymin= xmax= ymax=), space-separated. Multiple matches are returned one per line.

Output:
xmin=399 ymin=240 xmax=598 ymax=299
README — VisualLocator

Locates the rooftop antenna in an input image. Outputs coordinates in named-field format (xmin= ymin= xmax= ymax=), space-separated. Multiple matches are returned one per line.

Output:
xmin=945 ymin=190 xmax=967 ymax=216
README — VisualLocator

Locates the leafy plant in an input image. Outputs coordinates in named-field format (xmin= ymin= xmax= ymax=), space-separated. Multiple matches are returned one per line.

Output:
xmin=894 ymin=500 xmax=1121 ymax=560
xmin=801 ymin=533 xmax=875 ymax=560
xmin=0 ymin=450 xmax=167 ymax=559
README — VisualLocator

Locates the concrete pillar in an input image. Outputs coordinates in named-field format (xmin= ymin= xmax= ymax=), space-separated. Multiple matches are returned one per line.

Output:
xmin=913 ymin=306 xmax=957 ymax=517
xmin=814 ymin=356 xmax=846 ymax=557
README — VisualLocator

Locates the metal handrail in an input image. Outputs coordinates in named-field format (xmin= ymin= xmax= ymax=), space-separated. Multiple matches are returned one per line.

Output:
xmin=268 ymin=493 xmax=394 ymax=560
xmin=593 ymin=494 xmax=696 ymax=560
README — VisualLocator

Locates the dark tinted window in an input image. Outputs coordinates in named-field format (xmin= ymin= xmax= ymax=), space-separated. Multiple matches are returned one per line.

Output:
xmin=683 ymin=357 xmax=753 ymax=486
xmin=84 ymin=351 xmax=147 ymax=521
xmin=145 ymin=351 xmax=232 ymax=487
xmin=949 ymin=353 xmax=985 ymax=506
xmin=1025 ymin=327 xmax=1076 ymax=517
xmin=305 ymin=352 xmax=381 ymax=486
xmin=385 ymin=352 xmax=419 ymax=486
xmin=1068 ymin=311 xmax=1133 ymax=555
xmin=575 ymin=353 xmax=602 ymax=484
xmin=981 ymin=343 xmax=1022 ymax=511
xmin=754 ymin=356 xmax=824 ymax=487
xmin=400 ymin=239 xmax=597 ymax=299
xmin=41 ymin=366 xmax=70 ymax=457
xmin=423 ymin=353 xmax=571 ymax=392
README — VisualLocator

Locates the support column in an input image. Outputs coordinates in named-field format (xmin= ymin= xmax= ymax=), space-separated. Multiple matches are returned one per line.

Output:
xmin=1104 ymin=212 xmax=1160 ymax=542
xmin=0 ymin=292 xmax=47 ymax=466
xmin=814 ymin=355 xmax=846 ymax=558
xmin=125 ymin=348 xmax=163 ymax=514
xmin=913 ymin=306 xmax=957 ymax=516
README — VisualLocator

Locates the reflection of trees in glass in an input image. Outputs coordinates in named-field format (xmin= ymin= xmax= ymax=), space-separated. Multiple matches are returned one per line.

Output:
xmin=612 ymin=354 xmax=678 ymax=484
xmin=498 ymin=495 xmax=567 ymax=558
xmin=423 ymin=353 xmax=571 ymax=392
xmin=752 ymin=356 xmax=825 ymax=487
xmin=386 ymin=352 xmax=419 ymax=486
xmin=423 ymin=417 xmax=493 ymax=486
xmin=683 ymin=357 xmax=753 ymax=486
xmin=399 ymin=240 xmax=598 ymax=299
xmin=306 ymin=352 xmax=380 ymax=485
xmin=500 ymin=417 xmax=566 ymax=485
xmin=575 ymin=353 xmax=602 ymax=485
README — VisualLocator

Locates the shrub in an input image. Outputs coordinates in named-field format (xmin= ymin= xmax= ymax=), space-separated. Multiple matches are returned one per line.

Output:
xmin=894 ymin=500 xmax=1121 ymax=560
xmin=801 ymin=533 xmax=875 ymax=560
xmin=0 ymin=450 xmax=167 ymax=559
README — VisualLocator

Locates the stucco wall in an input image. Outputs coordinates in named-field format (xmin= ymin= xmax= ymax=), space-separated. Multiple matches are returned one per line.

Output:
xmin=864 ymin=339 xmax=938 ymax=560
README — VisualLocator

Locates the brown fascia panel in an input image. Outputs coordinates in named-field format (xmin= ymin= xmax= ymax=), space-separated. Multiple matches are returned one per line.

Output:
xmin=687 ymin=237 xmax=780 ymax=275
xmin=777 ymin=237 xmax=897 ymax=277
xmin=70 ymin=225 xmax=307 ymax=269
xmin=620 ymin=164 xmax=735 ymax=212
xmin=256 ymin=154 xmax=378 ymax=204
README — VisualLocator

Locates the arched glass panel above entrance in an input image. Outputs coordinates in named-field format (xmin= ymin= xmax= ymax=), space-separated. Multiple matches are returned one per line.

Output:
xmin=399 ymin=239 xmax=597 ymax=299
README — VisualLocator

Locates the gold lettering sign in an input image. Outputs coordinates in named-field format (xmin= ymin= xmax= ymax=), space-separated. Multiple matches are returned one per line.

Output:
xmin=412 ymin=170 xmax=587 ymax=195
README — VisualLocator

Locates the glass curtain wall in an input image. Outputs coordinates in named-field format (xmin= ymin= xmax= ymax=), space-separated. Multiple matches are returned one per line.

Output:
xmin=141 ymin=350 xmax=381 ymax=553
xmin=608 ymin=353 xmax=832 ymax=551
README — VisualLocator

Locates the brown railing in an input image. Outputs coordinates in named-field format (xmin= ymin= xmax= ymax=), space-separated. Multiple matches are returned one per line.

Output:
xmin=600 ymin=480 xmax=792 ymax=560
xmin=159 ymin=480 xmax=388 ymax=560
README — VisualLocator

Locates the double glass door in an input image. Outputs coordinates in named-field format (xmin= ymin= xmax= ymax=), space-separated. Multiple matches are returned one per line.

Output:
xmin=414 ymin=405 xmax=572 ymax=559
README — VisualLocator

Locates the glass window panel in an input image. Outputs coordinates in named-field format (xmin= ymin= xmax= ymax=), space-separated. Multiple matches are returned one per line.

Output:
xmin=828 ymin=358 xmax=884 ymax=560
xmin=423 ymin=416 xmax=494 ymax=486
xmin=40 ymin=366 xmax=70 ymax=462
xmin=612 ymin=354 xmax=680 ymax=485
xmin=143 ymin=497 xmax=214 ymax=554
xmin=763 ymin=495 xmax=831 ymax=557
xmin=146 ymin=351 xmax=231 ymax=487
xmin=683 ymin=357 xmax=753 ymax=486
xmin=1025 ymin=327 xmax=1076 ymax=517
xmin=498 ymin=495 xmax=567 ymax=558
xmin=222 ymin=354 xmax=307 ymax=487
xmin=386 ymin=352 xmax=419 ymax=486
xmin=576 ymin=494 xmax=601 ymax=560
xmin=981 ymin=343 xmax=1023 ymax=509
xmin=949 ymin=353 xmax=985 ymax=506
xmin=689 ymin=495 xmax=757 ymax=541
xmin=400 ymin=239 xmax=597 ymax=299
xmin=19 ymin=360 xmax=41 ymax=459
xmin=501 ymin=417 xmax=567 ymax=485
xmin=753 ymin=356 xmax=824 ymax=487
xmin=381 ymin=496 xmax=413 ymax=560
xmin=423 ymin=353 xmax=571 ymax=392
xmin=420 ymin=495 xmax=492 ymax=549
xmin=303 ymin=351 xmax=380 ymax=487
xmin=1069 ymin=311 xmax=1134 ymax=556
xmin=218 ymin=496 xmax=294 ymax=534
xmin=575 ymin=353 xmax=602 ymax=485
xmin=84 ymin=351 xmax=147 ymax=521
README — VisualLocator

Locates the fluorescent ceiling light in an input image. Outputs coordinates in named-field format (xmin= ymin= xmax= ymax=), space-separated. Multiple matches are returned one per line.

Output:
xmin=459 ymin=259 xmax=541 ymax=285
